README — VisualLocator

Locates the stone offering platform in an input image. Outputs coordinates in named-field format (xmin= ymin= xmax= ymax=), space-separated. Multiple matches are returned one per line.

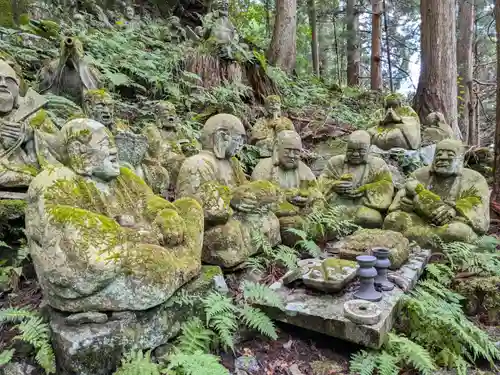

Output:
xmin=258 ymin=249 xmax=431 ymax=349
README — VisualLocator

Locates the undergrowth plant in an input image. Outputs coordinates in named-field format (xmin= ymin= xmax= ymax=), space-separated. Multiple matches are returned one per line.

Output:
xmin=0 ymin=307 xmax=56 ymax=374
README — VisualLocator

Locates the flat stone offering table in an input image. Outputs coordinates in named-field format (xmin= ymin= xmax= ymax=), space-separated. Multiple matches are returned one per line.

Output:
xmin=257 ymin=248 xmax=430 ymax=349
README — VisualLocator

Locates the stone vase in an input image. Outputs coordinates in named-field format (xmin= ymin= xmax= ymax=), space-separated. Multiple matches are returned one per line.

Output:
xmin=373 ymin=247 xmax=394 ymax=291
xmin=353 ymin=255 xmax=382 ymax=302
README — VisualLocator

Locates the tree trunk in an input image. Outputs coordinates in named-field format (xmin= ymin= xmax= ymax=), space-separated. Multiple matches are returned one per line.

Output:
xmin=371 ymin=0 xmax=382 ymax=90
xmin=414 ymin=0 xmax=461 ymax=139
xmin=346 ymin=0 xmax=360 ymax=86
xmin=457 ymin=0 xmax=475 ymax=144
xmin=308 ymin=0 xmax=319 ymax=76
xmin=383 ymin=0 xmax=393 ymax=92
xmin=492 ymin=0 xmax=500 ymax=204
xmin=318 ymin=14 xmax=329 ymax=77
xmin=267 ymin=0 xmax=297 ymax=74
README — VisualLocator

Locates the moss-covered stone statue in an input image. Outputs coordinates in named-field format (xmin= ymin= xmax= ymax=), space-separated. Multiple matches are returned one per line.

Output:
xmin=25 ymin=118 xmax=204 ymax=312
xmin=0 ymin=60 xmax=59 ymax=189
xmin=249 ymin=95 xmax=295 ymax=157
xmin=176 ymin=113 xmax=281 ymax=268
xmin=319 ymin=130 xmax=394 ymax=228
xmin=82 ymin=89 xmax=119 ymax=132
xmin=368 ymin=94 xmax=421 ymax=151
xmin=421 ymin=111 xmax=455 ymax=145
xmin=383 ymin=139 xmax=490 ymax=245
xmin=465 ymin=146 xmax=493 ymax=185
xmin=37 ymin=37 xmax=101 ymax=107
xmin=252 ymin=130 xmax=323 ymax=245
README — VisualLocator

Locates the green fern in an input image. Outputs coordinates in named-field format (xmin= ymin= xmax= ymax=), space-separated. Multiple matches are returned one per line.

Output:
xmin=174 ymin=318 xmax=214 ymax=355
xmin=238 ymin=305 xmax=278 ymax=340
xmin=0 ymin=349 xmax=14 ymax=366
xmin=113 ymin=350 xmax=163 ymax=375
xmin=349 ymin=350 xmax=377 ymax=375
xmin=166 ymin=351 xmax=229 ymax=375
xmin=286 ymin=228 xmax=322 ymax=257
xmin=241 ymin=281 xmax=284 ymax=308
xmin=202 ymin=292 xmax=238 ymax=351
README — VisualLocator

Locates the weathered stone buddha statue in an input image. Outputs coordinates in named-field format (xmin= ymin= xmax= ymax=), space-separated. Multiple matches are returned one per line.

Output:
xmin=367 ymin=95 xmax=421 ymax=151
xmin=0 ymin=60 xmax=59 ymax=188
xmin=252 ymin=130 xmax=322 ymax=245
xmin=250 ymin=95 xmax=295 ymax=157
xmin=166 ymin=16 xmax=186 ymax=42
xmin=25 ymin=118 xmax=204 ymax=312
xmin=82 ymin=89 xmax=117 ymax=132
xmin=37 ymin=36 xmax=101 ymax=107
xmin=383 ymin=139 xmax=490 ymax=245
xmin=176 ymin=113 xmax=281 ymax=268
xmin=421 ymin=111 xmax=455 ymax=145
xmin=319 ymin=130 xmax=394 ymax=228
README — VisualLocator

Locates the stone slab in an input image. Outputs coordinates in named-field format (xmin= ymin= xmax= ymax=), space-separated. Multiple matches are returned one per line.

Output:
xmin=258 ymin=249 xmax=430 ymax=349
xmin=49 ymin=266 xmax=225 ymax=375
xmin=0 ymin=191 xmax=27 ymax=200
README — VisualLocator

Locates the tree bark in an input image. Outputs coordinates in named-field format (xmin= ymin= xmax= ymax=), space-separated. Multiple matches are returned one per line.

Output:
xmin=308 ymin=0 xmax=319 ymax=76
xmin=267 ymin=0 xmax=297 ymax=74
xmin=346 ymin=0 xmax=360 ymax=86
xmin=457 ymin=0 xmax=475 ymax=144
xmin=492 ymin=0 xmax=500 ymax=204
xmin=383 ymin=0 xmax=393 ymax=92
xmin=371 ymin=0 xmax=382 ymax=90
xmin=414 ymin=0 xmax=461 ymax=139
xmin=318 ymin=13 xmax=329 ymax=77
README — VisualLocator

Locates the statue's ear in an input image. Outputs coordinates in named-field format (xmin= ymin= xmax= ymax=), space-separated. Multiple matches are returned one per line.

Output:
xmin=213 ymin=129 xmax=229 ymax=159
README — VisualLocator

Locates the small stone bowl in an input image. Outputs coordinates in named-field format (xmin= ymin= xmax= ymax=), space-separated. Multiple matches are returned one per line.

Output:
xmin=343 ymin=300 xmax=382 ymax=325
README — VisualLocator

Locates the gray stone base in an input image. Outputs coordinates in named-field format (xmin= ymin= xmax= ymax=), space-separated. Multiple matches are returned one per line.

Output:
xmin=258 ymin=249 xmax=430 ymax=349
xmin=49 ymin=266 xmax=224 ymax=375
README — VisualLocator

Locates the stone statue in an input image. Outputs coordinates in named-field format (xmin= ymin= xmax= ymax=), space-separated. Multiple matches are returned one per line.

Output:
xmin=0 ymin=60 xmax=59 ymax=188
xmin=319 ymin=130 xmax=394 ymax=228
xmin=166 ymin=16 xmax=186 ymax=42
xmin=422 ymin=111 xmax=455 ymax=145
xmin=252 ymin=130 xmax=323 ymax=245
xmin=176 ymin=113 xmax=281 ymax=268
xmin=367 ymin=94 xmax=421 ymax=151
xmin=82 ymin=89 xmax=116 ymax=132
xmin=25 ymin=118 xmax=204 ymax=312
xmin=37 ymin=37 xmax=101 ymax=107
xmin=383 ymin=139 xmax=490 ymax=245
xmin=250 ymin=95 xmax=295 ymax=158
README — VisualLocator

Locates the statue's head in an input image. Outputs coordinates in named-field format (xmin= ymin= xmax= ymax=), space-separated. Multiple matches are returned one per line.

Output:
xmin=0 ymin=60 xmax=20 ymax=115
xmin=265 ymin=95 xmax=281 ymax=115
xmin=154 ymin=101 xmax=179 ymax=130
xmin=275 ymin=130 xmax=302 ymax=170
xmin=60 ymin=36 xmax=84 ymax=64
xmin=431 ymin=139 xmax=465 ymax=177
xmin=83 ymin=90 xmax=114 ymax=128
xmin=125 ymin=5 xmax=134 ymax=20
xmin=61 ymin=118 xmax=120 ymax=181
xmin=346 ymin=130 xmax=371 ymax=165
xmin=168 ymin=15 xmax=180 ymax=26
xmin=201 ymin=113 xmax=246 ymax=159
xmin=142 ymin=124 xmax=162 ymax=155
xmin=424 ymin=112 xmax=446 ymax=128
xmin=383 ymin=93 xmax=403 ymax=110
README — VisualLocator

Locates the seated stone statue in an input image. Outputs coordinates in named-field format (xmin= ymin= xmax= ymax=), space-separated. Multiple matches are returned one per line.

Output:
xmin=319 ymin=130 xmax=394 ymax=228
xmin=25 ymin=118 xmax=204 ymax=312
xmin=249 ymin=95 xmax=295 ymax=158
xmin=252 ymin=130 xmax=322 ymax=245
xmin=0 ymin=60 xmax=59 ymax=188
xmin=166 ymin=16 xmax=186 ymax=42
xmin=37 ymin=37 xmax=101 ymax=107
xmin=176 ymin=113 xmax=281 ymax=268
xmin=383 ymin=139 xmax=490 ymax=245
xmin=368 ymin=94 xmax=421 ymax=151
xmin=422 ymin=111 xmax=455 ymax=145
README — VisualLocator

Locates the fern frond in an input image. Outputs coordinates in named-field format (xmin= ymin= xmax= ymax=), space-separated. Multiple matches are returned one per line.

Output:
xmin=374 ymin=351 xmax=399 ymax=375
xmin=424 ymin=263 xmax=453 ymax=285
xmin=202 ymin=292 xmax=237 ymax=326
xmin=166 ymin=351 xmax=229 ymax=375
xmin=238 ymin=305 xmax=278 ymax=340
xmin=113 ymin=350 xmax=162 ymax=375
xmin=174 ymin=318 xmax=214 ymax=355
xmin=0 ymin=349 xmax=14 ymax=366
xmin=241 ymin=281 xmax=284 ymax=308
xmin=0 ymin=307 xmax=37 ymax=324
xmin=386 ymin=333 xmax=435 ymax=375
xmin=285 ymin=228 xmax=308 ymax=241
xmin=349 ymin=350 xmax=377 ymax=375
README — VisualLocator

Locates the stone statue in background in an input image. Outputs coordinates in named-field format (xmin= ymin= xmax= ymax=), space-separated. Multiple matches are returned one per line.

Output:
xmin=368 ymin=94 xmax=421 ymax=151
xmin=252 ymin=130 xmax=322 ymax=245
xmin=176 ymin=113 xmax=281 ymax=268
xmin=166 ymin=16 xmax=186 ymax=42
xmin=0 ymin=60 xmax=59 ymax=188
xmin=421 ymin=111 xmax=455 ymax=145
xmin=37 ymin=37 xmax=101 ymax=107
xmin=384 ymin=139 xmax=490 ymax=245
xmin=82 ymin=89 xmax=117 ymax=132
xmin=26 ymin=118 xmax=204 ymax=312
xmin=250 ymin=95 xmax=295 ymax=157
xmin=319 ymin=130 xmax=394 ymax=228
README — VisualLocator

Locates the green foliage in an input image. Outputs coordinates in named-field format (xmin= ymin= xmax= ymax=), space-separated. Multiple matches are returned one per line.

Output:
xmin=0 ymin=307 xmax=55 ymax=373
xmin=0 ymin=243 xmax=30 ymax=292
xmin=303 ymin=205 xmax=359 ymax=240
xmin=113 ymin=350 xmax=163 ymax=375
xmin=165 ymin=351 xmax=229 ymax=375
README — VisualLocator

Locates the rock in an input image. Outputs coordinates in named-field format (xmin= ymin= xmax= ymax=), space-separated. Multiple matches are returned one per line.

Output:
xmin=343 ymin=300 xmax=382 ymax=325
xmin=50 ymin=266 xmax=223 ymax=375
xmin=234 ymin=355 xmax=260 ymax=374
xmin=1 ymin=362 xmax=37 ymax=375
xmin=287 ymin=364 xmax=304 ymax=375
xmin=65 ymin=311 xmax=108 ymax=325
xmin=213 ymin=274 xmax=229 ymax=294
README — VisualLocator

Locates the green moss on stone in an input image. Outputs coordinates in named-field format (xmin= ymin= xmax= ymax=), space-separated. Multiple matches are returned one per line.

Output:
xmin=0 ymin=199 xmax=27 ymax=221
xmin=0 ymin=0 xmax=14 ymax=27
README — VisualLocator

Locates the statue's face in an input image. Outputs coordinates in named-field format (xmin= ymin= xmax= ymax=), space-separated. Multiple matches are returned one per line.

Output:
xmin=278 ymin=144 xmax=300 ymax=170
xmin=0 ymin=64 xmax=19 ymax=115
xmin=346 ymin=142 xmax=369 ymax=165
xmin=382 ymin=107 xmax=401 ymax=124
xmin=86 ymin=99 xmax=114 ymax=127
xmin=86 ymin=129 xmax=120 ymax=181
xmin=125 ymin=6 xmax=134 ymax=19
xmin=157 ymin=109 xmax=179 ymax=130
xmin=433 ymin=148 xmax=461 ymax=176
xmin=214 ymin=128 xmax=245 ymax=158
xmin=266 ymin=101 xmax=281 ymax=115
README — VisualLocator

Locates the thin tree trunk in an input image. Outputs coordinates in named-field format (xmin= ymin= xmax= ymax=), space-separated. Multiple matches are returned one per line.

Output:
xmin=308 ymin=0 xmax=319 ymax=76
xmin=333 ymin=15 xmax=341 ymax=84
xmin=318 ymin=13 xmax=329 ymax=77
xmin=267 ymin=0 xmax=297 ymax=74
xmin=265 ymin=0 xmax=271 ymax=36
xmin=346 ymin=0 xmax=360 ymax=86
xmin=383 ymin=0 xmax=393 ymax=92
xmin=493 ymin=0 xmax=500 ymax=203
xmin=414 ymin=0 xmax=461 ymax=139
xmin=371 ymin=0 xmax=382 ymax=90
xmin=457 ymin=0 xmax=475 ymax=144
